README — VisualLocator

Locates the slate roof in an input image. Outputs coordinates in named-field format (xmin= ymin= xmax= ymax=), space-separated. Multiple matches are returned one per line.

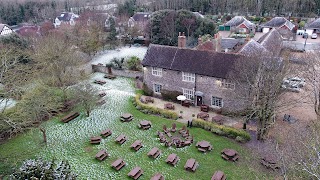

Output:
xmin=221 ymin=38 xmax=241 ymax=50
xmin=0 ymin=24 xmax=5 ymax=32
xmin=224 ymin=16 xmax=254 ymax=28
xmin=238 ymin=39 xmax=268 ymax=55
xmin=305 ymin=18 xmax=320 ymax=29
xmin=261 ymin=17 xmax=295 ymax=30
xmin=131 ymin=12 xmax=151 ymax=22
xmin=257 ymin=29 xmax=282 ymax=55
xmin=57 ymin=12 xmax=78 ymax=22
xmin=142 ymin=44 xmax=243 ymax=78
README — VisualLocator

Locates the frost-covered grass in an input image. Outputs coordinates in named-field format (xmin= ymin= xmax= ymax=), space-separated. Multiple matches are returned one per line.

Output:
xmin=0 ymin=73 xmax=273 ymax=179
xmin=91 ymin=46 xmax=148 ymax=65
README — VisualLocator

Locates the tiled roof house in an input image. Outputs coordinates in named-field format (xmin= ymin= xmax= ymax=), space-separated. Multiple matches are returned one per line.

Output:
xmin=224 ymin=16 xmax=255 ymax=33
xmin=260 ymin=17 xmax=295 ymax=33
xmin=0 ymin=24 xmax=14 ymax=36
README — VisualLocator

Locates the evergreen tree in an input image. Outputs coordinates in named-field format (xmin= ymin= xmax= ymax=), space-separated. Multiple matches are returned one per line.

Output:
xmin=108 ymin=17 xmax=117 ymax=41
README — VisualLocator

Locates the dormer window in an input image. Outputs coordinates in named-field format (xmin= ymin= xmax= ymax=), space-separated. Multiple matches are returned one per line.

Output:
xmin=152 ymin=67 xmax=162 ymax=77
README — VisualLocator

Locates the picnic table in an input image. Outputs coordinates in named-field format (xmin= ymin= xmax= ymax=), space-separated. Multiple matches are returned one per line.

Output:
xmin=130 ymin=140 xmax=143 ymax=151
xmin=139 ymin=120 xmax=151 ymax=130
xmin=211 ymin=171 xmax=226 ymax=180
xmin=104 ymin=74 xmax=116 ymax=79
xmin=111 ymin=158 xmax=126 ymax=171
xmin=95 ymin=149 xmax=109 ymax=161
xmin=221 ymin=149 xmax=239 ymax=162
xmin=61 ymin=112 xmax=79 ymax=123
xmin=184 ymin=158 xmax=199 ymax=172
xmin=164 ymin=103 xmax=175 ymax=110
xmin=115 ymin=134 xmax=127 ymax=145
xmin=93 ymin=80 xmax=106 ymax=85
xmin=197 ymin=112 xmax=209 ymax=120
xmin=200 ymin=104 xmax=209 ymax=112
xmin=196 ymin=140 xmax=213 ymax=152
xmin=166 ymin=153 xmax=180 ymax=166
xmin=150 ymin=173 xmax=164 ymax=180
xmin=145 ymin=96 xmax=154 ymax=103
xmin=120 ymin=113 xmax=134 ymax=122
xmin=182 ymin=100 xmax=191 ymax=107
xmin=147 ymin=147 xmax=161 ymax=159
xmin=128 ymin=166 xmax=144 ymax=180
xmin=212 ymin=115 xmax=224 ymax=125
xmin=96 ymin=99 xmax=106 ymax=105
xmin=98 ymin=92 xmax=106 ymax=97
xmin=90 ymin=136 xmax=102 ymax=144
xmin=261 ymin=156 xmax=279 ymax=170
xmin=101 ymin=129 xmax=112 ymax=138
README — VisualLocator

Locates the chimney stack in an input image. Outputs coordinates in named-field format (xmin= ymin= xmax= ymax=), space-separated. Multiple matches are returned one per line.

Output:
xmin=198 ymin=35 xmax=202 ymax=45
xmin=178 ymin=32 xmax=186 ymax=48
xmin=214 ymin=33 xmax=221 ymax=52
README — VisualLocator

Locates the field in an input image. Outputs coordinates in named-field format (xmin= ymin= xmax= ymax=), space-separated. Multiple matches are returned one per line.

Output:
xmin=0 ymin=73 xmax=272 ymax=179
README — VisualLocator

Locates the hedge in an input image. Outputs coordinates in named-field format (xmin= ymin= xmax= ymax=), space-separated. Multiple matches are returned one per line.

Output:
xmin=192 ymin=118 xmax=251 ymax=142
xmin=133 ymin=94 xmax=178 ymax=120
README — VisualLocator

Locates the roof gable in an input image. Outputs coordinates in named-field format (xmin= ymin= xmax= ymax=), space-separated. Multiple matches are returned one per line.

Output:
xmin=305 ymin=18 xmax=320 ymax=29
xmin=261 ymin=17 xmax=295 ymax=30
xmin=142 ymin=44 xmax=242 ymax=78
xmin=132 ymin=12 xmax=151 ymax=22
xmin=224 ymin=16 xmax=254 ymax=28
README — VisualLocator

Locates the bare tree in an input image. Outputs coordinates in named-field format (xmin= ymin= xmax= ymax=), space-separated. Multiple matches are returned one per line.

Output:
xmin=31 ymin=33 xmax=86 ymax=101
xmin=228 ymin=52 xmax=301 ymax=140
xmin=72 ymin=83 xmax=99 ymax=117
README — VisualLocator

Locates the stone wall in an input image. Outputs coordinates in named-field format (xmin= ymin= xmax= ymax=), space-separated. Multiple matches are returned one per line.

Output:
xmin=143 ymin=66 xmax=246 ymax=111
xmin=92 ymin=65 xmax=143 ymax=78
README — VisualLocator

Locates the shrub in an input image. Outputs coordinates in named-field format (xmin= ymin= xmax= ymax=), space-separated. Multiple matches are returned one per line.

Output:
xmin=11 ymin=159 xmax=77 ymax=179
xmin=134 ymin=94 xmax=178 ymax=120
xmin=193 ymin=118 xmax=251 ymax=141
xmin=160 ymin=89 xmax=181 ymax=102
xmin=235 ymin=136 xmax=247 ymax=143
xmin=126 ymin=56 xmax=142 ymax=71
xmin=142 ymin=83 xmax=153 ymax=96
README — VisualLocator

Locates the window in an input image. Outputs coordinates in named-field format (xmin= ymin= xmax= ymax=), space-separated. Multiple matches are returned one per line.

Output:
xmin=182 ymin=72 xmax=195 ymax=82
xmin=211 ymin=96 xmax=223 ymax=108
xmin=216 ymin=79 xmax=235 ymax=89
xmin=153 ymin=83 xmax=162 ymax=94
xmin=183 ymin=88 xmax=194 ymax=100
xmin=152 ymin=67 xmax=162 ymax=77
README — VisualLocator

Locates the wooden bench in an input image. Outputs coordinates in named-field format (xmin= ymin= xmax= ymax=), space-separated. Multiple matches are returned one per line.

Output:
xmin=101 ymin=129 xmax=112 ymax=138
xmin=115 ymin=134 xmax=127 ymax=145
xmin=96 ymin=99 xmax=106 ymax=105
xmin=111 ymin=159 xmax=126 ymax=171
xmin=128 ymin=166 xmax=144 ymax=180
xmin=164 ymin=103 xmax=175 ymax=110
xmin=211 ymin=170 xmax=226 ymax=180
xmin=150 ymin=173 xmax=164 ymax=180
xmin=148 ymin=147 xmax=161 ymax=159
xmin=130 ymin=140 xmax=143 ymax=151
xmin=184 ymin=158 xmax=199 ymax=172
xmin=95 ymin=149 xmax=109 ymax=161
xmin=93 ymin=80 xmax=106 ymax=85
xmin=98 ymin=92 xmax=106 ymax=97
xmin=166 ymin=153 xmax=180 ymax=166
xmin=145 ymin=96 xmax=154 ymax=103
xmin=90 ymin=136 xmax=102 ymax=144
xmin=104 ymin=74 xmax=116 ymax=79
xmin=61 ymin=112 xmax=79 ymax=123
xmin=198 ymin=148 xmax=207 ymax=153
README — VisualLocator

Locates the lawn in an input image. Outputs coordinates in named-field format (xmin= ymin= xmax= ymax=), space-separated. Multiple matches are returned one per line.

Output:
xmin=0 ymin=73 xmax=272 ymax=179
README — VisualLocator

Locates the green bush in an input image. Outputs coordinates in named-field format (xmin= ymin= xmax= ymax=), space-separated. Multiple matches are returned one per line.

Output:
xmin=193 ymin=118 xmax=251 ymax=141
xmin=126 ymin=56 xmax=142 ymax=71
xmin=160 ymin=89 xmax=181 ymax=102
xmin=134 ymin=94 xmax=178 ymax=120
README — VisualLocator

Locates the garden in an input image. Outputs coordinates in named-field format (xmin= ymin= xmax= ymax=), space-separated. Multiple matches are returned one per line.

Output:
xmin=0 ymin=73 xmax=273 ymax=179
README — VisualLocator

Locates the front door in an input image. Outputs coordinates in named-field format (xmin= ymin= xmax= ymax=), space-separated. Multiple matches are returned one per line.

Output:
xmin=196 ymin=96 xmax=203 ymax=106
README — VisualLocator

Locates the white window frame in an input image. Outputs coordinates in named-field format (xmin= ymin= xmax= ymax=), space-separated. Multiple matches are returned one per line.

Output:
xmin=182 ymin=88 xmax=194 ymax=100
xmin=216 ymin=78 xmax=235 ymax=89
xmin=182 ymin=72 xmax=195 ymax=82
xmin=153 ymin=83 xmax=162 ymax=94
xmin=211 ymin=96 xmax=223 ymax=108
xmin=152 ymin=67 xmax=162 ymax=77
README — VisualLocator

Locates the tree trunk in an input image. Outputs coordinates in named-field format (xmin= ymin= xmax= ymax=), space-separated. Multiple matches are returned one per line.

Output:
xmin=40 ymin=127 xmax=47 ymax=144
xmin=107 ymin=67 xmax=112 ymax=74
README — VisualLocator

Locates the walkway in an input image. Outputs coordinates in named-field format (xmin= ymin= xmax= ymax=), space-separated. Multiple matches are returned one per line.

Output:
xmin=141 ymin=95 xmax=240 ymax=127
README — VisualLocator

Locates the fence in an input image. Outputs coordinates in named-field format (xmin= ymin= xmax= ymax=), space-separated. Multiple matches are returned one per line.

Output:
xmin=92 ymin=65 xmax=143 ymax=78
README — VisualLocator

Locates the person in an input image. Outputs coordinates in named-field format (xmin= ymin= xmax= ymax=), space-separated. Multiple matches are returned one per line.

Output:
xmin=189 ymin=119 xmax=193 ymax=128
xmin=187 ymin=120 xmax=190 ymax=127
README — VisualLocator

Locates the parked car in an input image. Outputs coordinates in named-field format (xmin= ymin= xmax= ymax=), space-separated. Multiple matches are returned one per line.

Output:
xmin=281 ymin=77 xmax=306 ymax=93
xmin=302 ymin=33 xmax=308 ymax=39
xmin=311 ymin=33 xmax=318 ymax=39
